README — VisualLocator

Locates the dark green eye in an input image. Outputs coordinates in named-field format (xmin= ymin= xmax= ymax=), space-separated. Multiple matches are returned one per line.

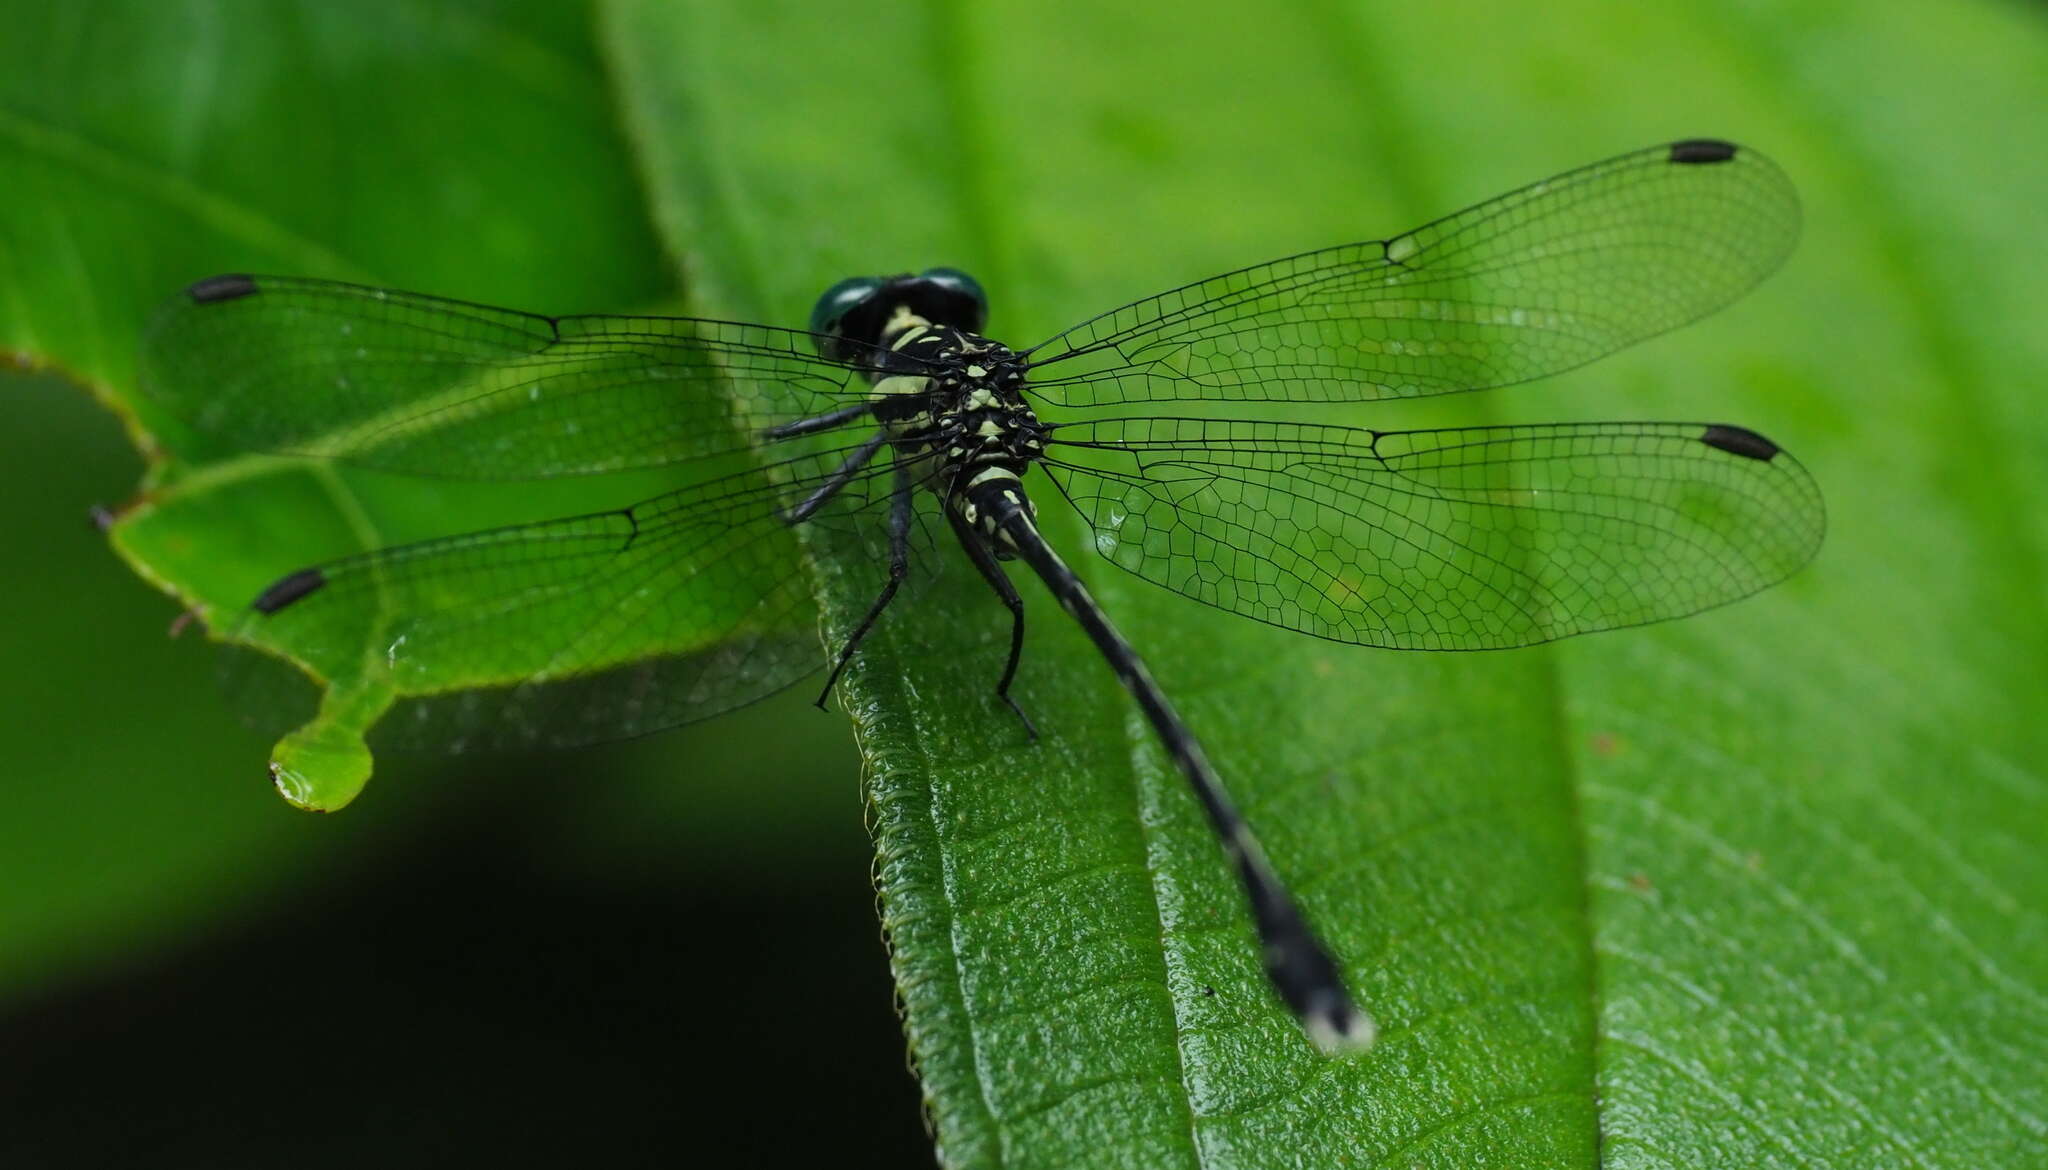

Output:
xmin=921 ymin=267 xmax=987 ymax=332
xmin=809 ymin=276 xmax=883 ymax=337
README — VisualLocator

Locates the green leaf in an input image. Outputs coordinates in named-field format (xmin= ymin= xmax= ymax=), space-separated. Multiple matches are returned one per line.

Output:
xmin=605 ymin=1 xmax=2047 ymax=1165
xmin=8 ymin=0 xmax=2047 ymax=1166
xmin=0 ymin=0 xmax=687 ymax=808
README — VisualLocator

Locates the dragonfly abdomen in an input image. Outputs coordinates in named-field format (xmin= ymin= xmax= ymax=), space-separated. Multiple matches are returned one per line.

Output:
xmin=960 ymin=472 xmax=1371 ymax=1052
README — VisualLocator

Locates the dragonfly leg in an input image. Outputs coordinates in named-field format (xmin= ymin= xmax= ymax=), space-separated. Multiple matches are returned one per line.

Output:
xmin=761 ymin=401 xmax=871 ymax=440
xmin=814 ymin=461 xmax=915 ymax=710
xmin=784 ymin=430 xmax=888 ymax=524
xmin=945 ymin=504 xmax=1038 ymax=741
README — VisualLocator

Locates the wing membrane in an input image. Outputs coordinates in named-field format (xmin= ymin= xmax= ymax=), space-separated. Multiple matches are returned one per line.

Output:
xmin=228 ymin=441 xmax=899 ymax=749
xmin=1041 ymin=417 xmax=1823 ymax=649
xmin=142 ymin=275 xmax=911 ymax=478
xmin=1023 ymin=141 xmax=1798 ymax=407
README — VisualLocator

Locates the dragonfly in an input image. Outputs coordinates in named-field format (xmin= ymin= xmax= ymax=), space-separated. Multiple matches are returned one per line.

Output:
xmin=140 ymin=138 xmax=1823 ymax=1053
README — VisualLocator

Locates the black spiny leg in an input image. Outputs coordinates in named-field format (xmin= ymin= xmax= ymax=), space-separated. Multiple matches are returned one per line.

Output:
xmin=814 ymin=460 xmax=915 ymax=710
xmin=945 ymin=504 xmax=1038 ymax=741
xmin=762 ymin=402 xmax=872 ymax=441
xmin=784 ymin=430 xmax=888 ymax=524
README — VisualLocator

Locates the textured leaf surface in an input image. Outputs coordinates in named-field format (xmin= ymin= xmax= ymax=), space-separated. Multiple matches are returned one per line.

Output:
xmin=5 ymin=0 xmax=2044 ymax=1165
xmin=603 ymin=1 xmax=2047 ymax=1165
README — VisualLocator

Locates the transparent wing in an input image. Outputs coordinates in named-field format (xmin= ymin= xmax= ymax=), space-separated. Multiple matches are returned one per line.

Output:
xmin=225 ymin=439 xmax=903 ymax=751
xmin=141 ymin=275 xmax=914 ymax=478
xmin=1022 ymin=140 xmax=1798 ymax=407
xmin=1040 ymin=417 xmax=1824 ymax=649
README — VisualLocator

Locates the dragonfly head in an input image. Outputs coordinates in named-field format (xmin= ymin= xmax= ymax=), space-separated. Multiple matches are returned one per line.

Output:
xmin=810 ymin=267 xmax=987 ymax=362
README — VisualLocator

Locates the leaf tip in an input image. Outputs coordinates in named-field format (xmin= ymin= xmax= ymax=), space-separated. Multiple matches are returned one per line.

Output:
xmin=265 ymin=685 xmax=389 ymax=811
xmin=269 ymin=742 xmax=372 ymax=811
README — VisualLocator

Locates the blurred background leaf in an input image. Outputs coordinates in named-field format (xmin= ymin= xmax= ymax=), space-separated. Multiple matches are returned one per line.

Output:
xmin=4 ymin=1 xmax=2045 ymax=1168
xmin=0 ymin=1 xmax=910 ymax=1162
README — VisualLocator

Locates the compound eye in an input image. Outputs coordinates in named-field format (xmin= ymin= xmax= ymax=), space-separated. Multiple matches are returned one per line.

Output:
xmin=920 ymin=267 xmax=988 ymax=332
xmin=809 ymin=276 xmax=884 ymax=339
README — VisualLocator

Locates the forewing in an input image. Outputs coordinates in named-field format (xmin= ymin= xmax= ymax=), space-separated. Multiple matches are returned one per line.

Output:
xmin=1023 ymin=141 xmax=1798 ymax=407
xmin=1041 ymin=417 xmax=1823 ymax=649
xmin=141 ymin=275 xmax=909 ymax=477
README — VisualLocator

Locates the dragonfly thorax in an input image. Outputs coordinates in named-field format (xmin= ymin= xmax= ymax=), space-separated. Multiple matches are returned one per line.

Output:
xmin=874 ymin=317 xmax=1047 ymax=511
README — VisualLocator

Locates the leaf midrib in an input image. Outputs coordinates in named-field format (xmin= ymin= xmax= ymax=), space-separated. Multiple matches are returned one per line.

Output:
xmin=590 ymin=5 xmax=1019 ymax=1163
